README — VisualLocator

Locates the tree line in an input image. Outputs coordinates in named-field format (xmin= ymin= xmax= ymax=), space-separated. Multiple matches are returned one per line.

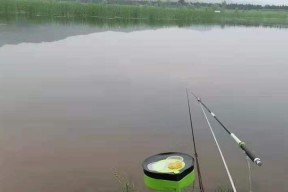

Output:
xmin=57 ymin=0 xmax=288 ymax=10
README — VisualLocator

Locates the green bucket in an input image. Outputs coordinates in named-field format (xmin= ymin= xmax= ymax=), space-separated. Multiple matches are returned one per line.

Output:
xmin=143 ymin=152 xmax=195 ymax=191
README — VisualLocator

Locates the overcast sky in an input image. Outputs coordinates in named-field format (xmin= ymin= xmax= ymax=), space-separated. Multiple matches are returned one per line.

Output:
xmin=186 ymin=0 xmax=288 ymax=6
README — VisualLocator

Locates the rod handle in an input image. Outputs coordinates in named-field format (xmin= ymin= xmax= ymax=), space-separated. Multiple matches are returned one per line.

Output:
xmin=240 ymin=144 xmax=262 ymax=166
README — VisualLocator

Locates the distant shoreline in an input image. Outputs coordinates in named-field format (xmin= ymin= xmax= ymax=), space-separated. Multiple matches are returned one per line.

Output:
xmin=0 ymin=0 xmax=288 ymax=27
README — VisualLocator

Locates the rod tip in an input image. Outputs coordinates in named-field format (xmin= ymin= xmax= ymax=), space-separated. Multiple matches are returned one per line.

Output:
xmin=255 ymin=159 xmax=262 ymax=166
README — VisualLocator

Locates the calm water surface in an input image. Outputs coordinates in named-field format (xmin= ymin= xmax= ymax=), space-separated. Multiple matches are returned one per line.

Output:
xmin=0 ymin=23 xmax=288 ymax=192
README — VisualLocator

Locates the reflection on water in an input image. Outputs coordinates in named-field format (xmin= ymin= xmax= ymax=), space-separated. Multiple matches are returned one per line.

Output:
xmin=0 ymin=22 xmax=162 ymax=47
xmin=0 ymin=23 xmax=288 ymax=192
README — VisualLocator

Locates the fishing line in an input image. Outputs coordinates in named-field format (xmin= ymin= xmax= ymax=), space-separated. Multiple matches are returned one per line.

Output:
xmin=186 ymin=89 xmax=205 ymax=192
xmin=247 ymin=156 xmax=253 ymax=192
xmin=199 ymin=104 xmax=237 ymax=192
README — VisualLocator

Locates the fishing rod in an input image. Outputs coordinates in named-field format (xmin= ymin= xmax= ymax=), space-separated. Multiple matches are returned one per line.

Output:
xmin=190 ymin=91 xmax=262 ymax=167
xmin=185 ymin=89 xmax=205 ymax=192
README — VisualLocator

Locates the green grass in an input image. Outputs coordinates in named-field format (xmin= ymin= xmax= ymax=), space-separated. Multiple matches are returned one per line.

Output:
xmin=1 ymin=0 xmax=287 ymax=27
xmin=113 ymin=171 xmax=136 ymax=192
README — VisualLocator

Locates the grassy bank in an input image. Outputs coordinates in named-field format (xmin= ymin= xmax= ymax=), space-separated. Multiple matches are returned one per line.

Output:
xmin=0 ymin=0 xmax=288 ymax=27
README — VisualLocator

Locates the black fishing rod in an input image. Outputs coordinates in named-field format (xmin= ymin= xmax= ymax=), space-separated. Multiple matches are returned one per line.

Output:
xmin=190 ymin=91 xmax=262 ymax=167
xmin=185 ymin=89 xmax=205 ymax=192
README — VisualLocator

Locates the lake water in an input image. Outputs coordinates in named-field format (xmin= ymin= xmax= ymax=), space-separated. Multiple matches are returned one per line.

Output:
xmin=1 ymin=23 xmax=288 ymax=192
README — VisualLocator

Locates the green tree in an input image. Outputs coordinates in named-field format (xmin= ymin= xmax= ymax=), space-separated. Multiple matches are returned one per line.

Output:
xmin=221 ymin=1 xmax=227 ymax=9
xmin=178 ymin=0 xmax=185 ymax=5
